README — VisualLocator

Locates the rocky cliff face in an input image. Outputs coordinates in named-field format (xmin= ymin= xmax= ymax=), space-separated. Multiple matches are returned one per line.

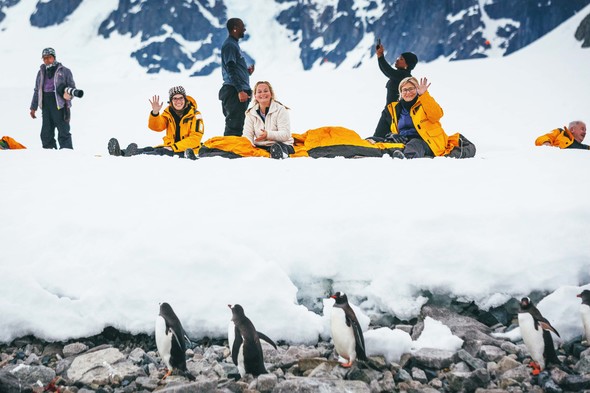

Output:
xmin=1 ymin=0 xmax=588 ymax=74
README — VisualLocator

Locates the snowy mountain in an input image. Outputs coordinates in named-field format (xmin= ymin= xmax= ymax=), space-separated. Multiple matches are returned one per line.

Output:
xmin=1 ymin=0 xmax=589 ymax=75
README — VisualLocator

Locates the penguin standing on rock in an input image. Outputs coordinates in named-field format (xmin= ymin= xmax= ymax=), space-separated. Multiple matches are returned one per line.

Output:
xmin=577 ymin=289 xmax=590 ymax=344
xmin=517 ymin=296 xmax=561 ymax=375
xmin=329 ymin=292 xmax=367 ymax=367
xmin=155 ymin=302 xmax=195 ymax=380
xmin=228 ymin=304 xmax=277 ymax=377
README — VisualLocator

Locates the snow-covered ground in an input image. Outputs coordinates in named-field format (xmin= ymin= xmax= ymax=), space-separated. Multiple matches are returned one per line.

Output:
xmin=1 ymin=2 xmax=589 ymax=363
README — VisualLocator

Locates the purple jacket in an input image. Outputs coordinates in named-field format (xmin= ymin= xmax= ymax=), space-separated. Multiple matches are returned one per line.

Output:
xmin=30 ymin=62 xmax=76 ymax=110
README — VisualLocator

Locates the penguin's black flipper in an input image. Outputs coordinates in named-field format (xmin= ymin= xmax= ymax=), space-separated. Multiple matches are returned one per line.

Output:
xmin=231 ymin=326 xmax=243 ymax=366
xmin=539 ymin=320 xmax=560 ymax=338
xmin=257 ymin=332 xmax=277 ymax=349
xmin=351 ymin=320 xmax=367 ymax=361
xmin=529 ymin=305 xmax=560 ymax=337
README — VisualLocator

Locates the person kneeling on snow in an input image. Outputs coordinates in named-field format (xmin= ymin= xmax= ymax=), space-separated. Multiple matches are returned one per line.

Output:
xmin=108 ymin=86 xmax=204 ymax=160
xmin=243 ymin=81 xmax=294 ymax=159
xmin=535 ymin=121 xmax=588 ymax=150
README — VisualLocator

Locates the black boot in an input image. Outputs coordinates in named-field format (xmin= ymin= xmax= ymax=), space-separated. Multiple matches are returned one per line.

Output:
xmin=108 ymin=138 xmax=121 ymax=156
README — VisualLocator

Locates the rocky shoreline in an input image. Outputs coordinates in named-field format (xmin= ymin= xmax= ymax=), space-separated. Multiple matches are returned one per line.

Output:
xmin=1 ymin=300 xmax=590 ymax=393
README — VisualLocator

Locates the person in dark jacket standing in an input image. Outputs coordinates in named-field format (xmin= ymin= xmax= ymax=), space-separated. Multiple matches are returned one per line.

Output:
xmin=219 ymin=18 xmax=254 ymax=136
xmin=372 ymin=44 xmax=417 ymax=139
xmin=30 ymin=47 xmax=77 ymax=149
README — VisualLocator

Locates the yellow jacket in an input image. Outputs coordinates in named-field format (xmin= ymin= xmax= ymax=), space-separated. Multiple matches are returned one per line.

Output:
xmin=535 ymin=127 xmax=575 ymax=149
xmin=148 ymin=95 xmax=204 ymax=153
xmin=387 ymin=91 xmax=455 ymax=157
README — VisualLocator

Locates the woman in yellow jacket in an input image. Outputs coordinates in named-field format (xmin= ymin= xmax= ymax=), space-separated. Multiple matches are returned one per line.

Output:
xmin=108 ymin=86 xmax=204 ymax=159
xmin=385 ymin=77 xmax=453 ymax=158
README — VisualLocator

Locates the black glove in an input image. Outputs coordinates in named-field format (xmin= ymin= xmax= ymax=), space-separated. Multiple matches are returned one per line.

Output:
xmin=384 ymin=133 xmax=407 ymax=144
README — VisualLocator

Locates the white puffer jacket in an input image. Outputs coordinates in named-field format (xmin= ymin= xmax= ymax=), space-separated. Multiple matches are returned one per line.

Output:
xmin=243 ymin=100 xmax=293 ymax=147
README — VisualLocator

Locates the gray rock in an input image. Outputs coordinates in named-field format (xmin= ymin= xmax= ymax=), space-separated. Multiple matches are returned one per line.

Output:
xmin=366 ymin=355 xmax=387 ymax=371
xmin=542 ymin=378 xmax=563 ymax=393
xmin=252 ymin=373 xmax=277 ymax=393
xmin=396 ymin=325 xmax=413 ymax=334
xmin=135 ymin=375 xmax=159 ymax=390
xmin=561 ymin=374 xmax=590 ymax=391
xmin=496 ymin=356 xmax=520 ymax=374
xmin=478 ymin=345 xmax=506 ymax=362
xmin=412 ymin=348 xmax=456 ymax=369
xmin=575 ymin=354 xmax=590 ymax=374
xmin=452 ymin=361 xmax=472 ymax=373
xmin=25 ymin=353 xmax=40 ymax=365
xmin=380 ymin=370 xmax=396 ymax=392
xmin=549 ymin=367 xmax=569 ymax=385
xmin=428 ymin=377 xmax=443 ymax=389
xmin=499 ymin=341 xmax=521 ymax=355
xmin=63 ymin=342 xmax=89 ymax=357
xmin=411 ymin=367 xmax=428 ymax=383
xmin=203 ymin=345 xmax=226 ymax=362
xmin=407 ymin=382 xmax=439 ymax=393
xmin=500 ymin=365 xmax=530 ymax=383
xmin=42 ymin=343 xmax=63 ymax=358
xmin=0 ymin=370 xmax=23 ymax=393
xmin=66 ymin=347 xmax=144 ymax=385
xmin=457 ymin=349 xmax=486 ymax=370
xmin=307 ymin=362 xmax=339 ymax=379
xmin=156 ymin=376 xmax=217 ymax=392
xmin=394 ymin=368 xmax=412 ymax=382
xmin=446 ymin=370 xmax=471 ymax=392
xmin=297 ymin=357 xmax=335 ymax=373
xmin=474 ymin=389 xmax=510 ymax=393
xmin=465 ymin=368 xmax=491 ymax=392
xmin=347 ymin=366 xmax=382 ymax=385
xmin=273 ymin=377 xmax=371 ymax=393
xmin=127 ymin=348 xmax=145 ymax=364
xmin=8 ymin=363 xmax=56 ymax=385
xmin=498 ymin=377 xmax=520 ymax=390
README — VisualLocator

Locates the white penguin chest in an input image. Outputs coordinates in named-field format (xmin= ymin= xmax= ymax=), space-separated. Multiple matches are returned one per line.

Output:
xmin=518 ymin=312 xmax=545 ymax=364
xmin=330 ymin=308 xmax=355 ymax=355
xmin=155 ymin=316 xmax=172 ymax=367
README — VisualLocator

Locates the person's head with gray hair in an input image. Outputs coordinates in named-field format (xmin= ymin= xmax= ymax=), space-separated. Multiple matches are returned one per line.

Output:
xmin=569 ymin=120 xmax=587 ymax=143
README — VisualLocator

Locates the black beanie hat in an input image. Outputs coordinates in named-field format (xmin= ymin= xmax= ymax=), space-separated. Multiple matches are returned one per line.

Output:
xmin=401 ymin=52 xmax=418 ymax=70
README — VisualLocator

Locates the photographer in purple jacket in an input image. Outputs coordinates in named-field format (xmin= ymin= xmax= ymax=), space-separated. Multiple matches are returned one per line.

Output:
xmin=30 ymin=47 xmax=80 ymax=149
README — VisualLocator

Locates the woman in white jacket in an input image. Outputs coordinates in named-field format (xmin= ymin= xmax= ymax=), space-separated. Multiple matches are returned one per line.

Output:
xmin=243 ymin=81 xmax=294 ymax=159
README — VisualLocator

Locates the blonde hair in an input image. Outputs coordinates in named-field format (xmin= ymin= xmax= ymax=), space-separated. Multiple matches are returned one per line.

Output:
xmin=251 ymin=81 xmax=289 ymax=109
xmin=398 ymin=77 xmax=419 ymax=100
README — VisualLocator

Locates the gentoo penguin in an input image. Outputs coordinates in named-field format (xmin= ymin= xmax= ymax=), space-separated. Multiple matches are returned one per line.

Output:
xmin=329 ymin=292 xmax=367 ymax=367
xmin=228 ymin=304 xmax=277 ymax=377
xmin=518 ymin=296 xmax=560 ymax=375
xmin=155 ymin=302 xmax=194 ymax=380
xmin=577 ymin=289 xmax=590 ymax=344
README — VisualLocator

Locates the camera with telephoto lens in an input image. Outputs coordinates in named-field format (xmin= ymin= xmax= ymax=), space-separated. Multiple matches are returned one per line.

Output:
xmin=57 ymin=85 xmax=84 ymax=98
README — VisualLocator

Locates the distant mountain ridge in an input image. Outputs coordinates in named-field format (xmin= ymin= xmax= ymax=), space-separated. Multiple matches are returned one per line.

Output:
xmin=1 ymin=0 xmax=589 ymax=75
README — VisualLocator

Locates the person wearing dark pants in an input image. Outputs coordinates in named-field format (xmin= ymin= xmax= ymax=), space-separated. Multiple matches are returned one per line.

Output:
xmin=219 ymin=84 xmax=250 ymax=136
xmin=373 ymin=43 xmax=417 ymax=139
xmin=30 ymin=47 xmax=77 ymax=149
xmin=40 ymin=92 xmax=72 ymax=149
xmin=219 ymin=18 xmax=254 ymax=136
